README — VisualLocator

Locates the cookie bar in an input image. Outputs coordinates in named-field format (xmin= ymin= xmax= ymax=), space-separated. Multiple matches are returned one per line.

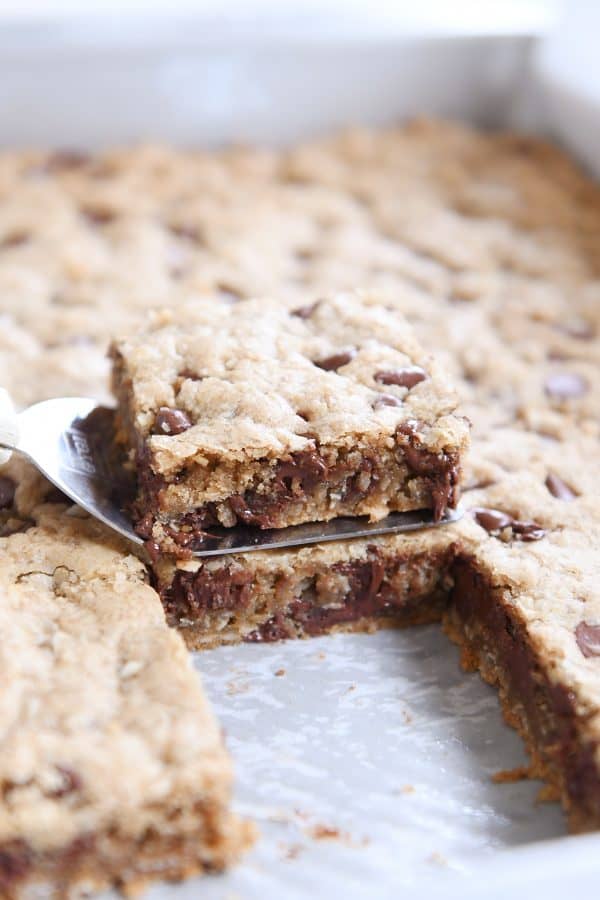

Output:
xmin=153 ymin=525 xmax=458 ymax=650
xmin=110 ymin=292 xmax=469 ymax=552
xmin=0 ymin=504 xmax=252 ymax=898
xmin=446 ymin=430 xmax=600 ymax=833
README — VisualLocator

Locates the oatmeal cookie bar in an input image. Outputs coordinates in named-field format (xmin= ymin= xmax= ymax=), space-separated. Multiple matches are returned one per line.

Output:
xmin=0 ymin=502 xmax=252 ymax=898
xmin=153 ymin=525 xmax=458 ymax=651
xmin=447 ymin=429 xmax=600 ymax=833
xmin=110 ymin=292 xmax=469 ymax=552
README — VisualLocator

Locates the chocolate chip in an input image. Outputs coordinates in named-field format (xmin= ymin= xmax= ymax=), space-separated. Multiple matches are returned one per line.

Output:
xmin=0 ymin=477 xmax=15 ymax=510
xmin=547 ymin=348 xmax=569 ymax=362
xmin=396 ymin=418 xmax=421 ymax=437
xmin=216 ymin=282 xmax=244 ymax=302
xmin=169 ymin=223 xmax=204 ymax=244
xmin=178 ymin=368 xmax=204 ymax=382
xmin=544 ymin=372 xmax=588 ymax=400
xmin=471 ymin=507 xmax=513 ymax=532
xmin=45 ymin=150 xmax=89 ymax=172
xmin=295 ymin=247 xmax=316 ymax=262
xmin=164 ymin=525 xmax=196 ymax=550
xmin=135 ymin=512 xmax=154 ymax=540
xmin=81 ymin=205 xmax=116 ymax=225
xmin=50 ymin=766 xmax=83 ymax=799
xmin=511 ymin=520 xmax=546 ymax=541
xmin=292 ymin=300 xmax=321 ymax=319
xmin=144 ymin=539 xmax=161 ymax=564
xmin=463 ymin=478 xmax=497 ymax=492
xmin=277 ymin=451 xmax=327 ymax=490
xmin=373 ymin=394 xmax=402 ymax=409
xmin=153 ymin=407 xmax=192 ymax=436
xmin=557 ymin=319 xmax=595 ymax=341
xmin=0 ymin=839 xmax=32 ymax=884
xmin=0 ymin=231 xmax=29 ymax=249
xmin=575 ymin=622 xmax=600 ymax=658
xmin=374 ymin=366 xmax=427 ymax=389
xmin=545 ymin=472 xmax=576 ymax=501
xmin=314 ymin=349 xmax=356 ymax=371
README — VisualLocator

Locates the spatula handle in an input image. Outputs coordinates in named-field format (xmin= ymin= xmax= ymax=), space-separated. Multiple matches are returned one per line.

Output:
xmin=0 ymin=389 xmax=18 ymax=465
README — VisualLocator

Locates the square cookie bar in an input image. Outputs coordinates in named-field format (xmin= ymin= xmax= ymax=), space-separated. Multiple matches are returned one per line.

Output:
xmin=110 ymin=292 xmax=469 ymax=553
xmin=0 ymin=506 xmax=252 ymax=898
xmin=152 ymin=525 xmax=458 ymax=650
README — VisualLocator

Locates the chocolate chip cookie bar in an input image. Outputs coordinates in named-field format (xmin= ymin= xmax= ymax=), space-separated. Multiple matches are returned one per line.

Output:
xmin=447 ymin=428 xmax=600 ymax=833
xmin=110 ymin=292 xmax=469 ymax=552
xmin=153 ymin=524 xmax=458 ymax=650
xmin=0 ymin=502 xmax=252 ymax=898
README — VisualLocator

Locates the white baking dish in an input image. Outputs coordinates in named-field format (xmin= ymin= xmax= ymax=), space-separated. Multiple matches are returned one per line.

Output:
xmin=3 ymin=4 xmax=598 ymax=899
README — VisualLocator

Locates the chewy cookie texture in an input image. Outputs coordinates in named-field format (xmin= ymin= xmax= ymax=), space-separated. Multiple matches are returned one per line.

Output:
xmin=1 ymin=118 xmax=600 ymax=894
xmin=154 ymin=525 xmax=458 ymax=650
xmin=0 ymin=495 xmax=252 ymax=899
xmin=110 ymin=292 xmax=468 ymax=552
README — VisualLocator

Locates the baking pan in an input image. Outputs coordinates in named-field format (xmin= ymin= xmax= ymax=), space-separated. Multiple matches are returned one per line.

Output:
xmin=2 ymin=5 xmax=597 ymax=898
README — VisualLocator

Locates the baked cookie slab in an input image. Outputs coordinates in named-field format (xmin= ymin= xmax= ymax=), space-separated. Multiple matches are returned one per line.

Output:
xmin=110 ymin=292 xmax=469 ymax=553
xmin=0 ymin=505 xmax=252 ymax=898
xmin=153 ymin=525 xmax=458 ymax=650
xmin=446 ymin=432 xmax=600 ymax=834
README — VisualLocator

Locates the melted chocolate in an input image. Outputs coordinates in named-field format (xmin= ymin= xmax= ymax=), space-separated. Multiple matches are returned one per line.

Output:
xmin=545 ymin=473 xmax=577 ymax=501
xmin=153 ymin=407 xmax=192 ymax=436
xmin=313 ymin=349 xmax=357 ymax=371
xmin=575 ymin=622 xmax=600 ymax=658
xmin=374 ymin=366 xmax=427 ymax=389
xmin=243 ymin=549 xmax=452 ymax=642
xmin=395 ymin=422 xmax=461 ymax=522
xmin=0 ymin=477 xmax=15 ymax=510
xmin=163 ymin=565 xmax=254 ymax=623
xmin=452 ymin=559 xmax=600 ymax=828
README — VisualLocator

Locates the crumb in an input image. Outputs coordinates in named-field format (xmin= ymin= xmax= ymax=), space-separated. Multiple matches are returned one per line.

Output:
xmin=400 ymin=784 xmax=415 ymax=794
xmin=305 ymin=823 xmax=368 ymax=847
xmin=274 ymin=668 xmax=286 ymax=677
xmin=401 ymin=708 xmax=413 ymax=724
xmin=279 ymin=842 xmax=304 ymax=861
xmin=345 ymin=684 xmax=356 ymax=693
xmin=310 ymin=824 xmax=340 ymax=840
xmin=226 ymin=680 xmax=250 ymax=695
xmin=491 ymin=765 xmax=531 ymax=784
xmin=427 ymin=852 xmax=448 ymax=866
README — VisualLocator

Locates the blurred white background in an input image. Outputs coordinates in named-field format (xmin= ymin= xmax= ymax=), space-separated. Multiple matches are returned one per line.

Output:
xmin=0 ymin=0 xmax=597 ymax=169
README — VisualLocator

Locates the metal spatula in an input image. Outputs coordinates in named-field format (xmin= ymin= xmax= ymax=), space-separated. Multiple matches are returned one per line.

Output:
xmin=0 ymin=392 xmax=462 ymax=558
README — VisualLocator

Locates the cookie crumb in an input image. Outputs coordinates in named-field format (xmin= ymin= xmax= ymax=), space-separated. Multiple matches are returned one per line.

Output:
xmin=491 ymin=765 xmax=531 ymax=784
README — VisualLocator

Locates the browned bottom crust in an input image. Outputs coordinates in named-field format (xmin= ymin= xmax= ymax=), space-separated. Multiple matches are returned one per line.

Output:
xmin=0 ymin=809 xmax=254 ymax=900
xmin=445 ymin=557 xmax=600 ymax=833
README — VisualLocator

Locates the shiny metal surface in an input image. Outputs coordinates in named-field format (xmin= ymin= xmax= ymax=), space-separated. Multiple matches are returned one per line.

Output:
xmin=0 ymin=398 xmax=462 ymax=557
xmin=5 ymin=398 xmax=144 ymax=548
